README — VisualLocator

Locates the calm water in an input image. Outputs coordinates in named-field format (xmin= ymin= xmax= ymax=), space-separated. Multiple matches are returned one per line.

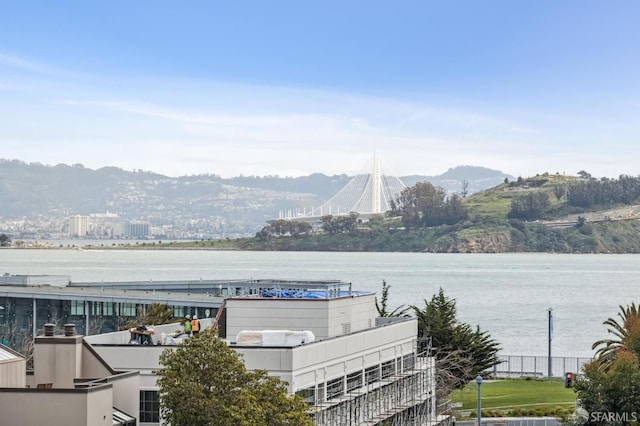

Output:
xmin=2 ymin=249 xmax=638 ymax=358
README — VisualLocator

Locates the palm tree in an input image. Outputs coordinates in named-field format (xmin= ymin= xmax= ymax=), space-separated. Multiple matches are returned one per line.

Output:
xmin=592 ymin=303 xmax=640 ymax=371
xmin=375 ymin=280 xmax=410 ymax=318
xmin=121 ymin=303 xmax=177 ymax=330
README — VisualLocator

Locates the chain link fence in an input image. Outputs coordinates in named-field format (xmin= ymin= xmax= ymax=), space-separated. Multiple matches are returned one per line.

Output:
xmin=488 ymin=355 xmax=593 ymax=378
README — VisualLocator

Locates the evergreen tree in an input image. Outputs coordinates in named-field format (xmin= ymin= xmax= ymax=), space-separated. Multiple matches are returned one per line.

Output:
xmin=412 ymin=288 xmax=500 ymax=387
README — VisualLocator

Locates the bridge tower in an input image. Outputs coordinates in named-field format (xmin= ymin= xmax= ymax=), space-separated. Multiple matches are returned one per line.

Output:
xmin=279 ymin=153 xmax=406 ymax=220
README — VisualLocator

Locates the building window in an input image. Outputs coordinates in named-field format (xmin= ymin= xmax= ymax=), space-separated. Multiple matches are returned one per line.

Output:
xmin=295 ymin=386 xmax=316 ymax=405
xmin=381 ymin=359 xmax=395 ymax=379
xmin=167 ymin=305 xmax=183 ymax=318
xmin=119 ymin=303 xmax=136 ymax=317
xmin=403 ymin=353 xmax=416 ymax=372
xmin=365 ymin=365 xmax=380 ymax=385
xmin=326 ymin=377 xmax=344 ymax=400
xmin=346 ymin=370 xmax=363 ymax=392
xmin=71 ymin=300 xmax=84 ymax=316
xmin=140 ymin=390 xmax=159 ymax=423
xmin=316 ymin=382 xmax=326 ymax=403
xmin=91 ymin=301 xmax=114 ymax=316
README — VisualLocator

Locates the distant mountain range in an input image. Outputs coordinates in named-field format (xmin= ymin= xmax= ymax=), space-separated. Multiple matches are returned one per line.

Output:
xmin=0 ymin=159 xmax=514 ymax=237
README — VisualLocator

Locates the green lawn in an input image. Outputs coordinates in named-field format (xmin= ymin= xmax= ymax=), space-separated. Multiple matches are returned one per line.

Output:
xmin=451 ymin=378 xmax=577 ymax=418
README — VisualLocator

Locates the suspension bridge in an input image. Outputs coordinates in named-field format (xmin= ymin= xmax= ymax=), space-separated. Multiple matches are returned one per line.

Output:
xmin=278 ymin=153 xmax=406 ymax=220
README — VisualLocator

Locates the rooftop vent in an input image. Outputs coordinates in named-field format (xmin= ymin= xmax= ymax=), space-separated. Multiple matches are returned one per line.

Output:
xmin=44 ymin=323 xmax=55 ymax=336
xmin=64 ymin=324 xmax=76 ymax=336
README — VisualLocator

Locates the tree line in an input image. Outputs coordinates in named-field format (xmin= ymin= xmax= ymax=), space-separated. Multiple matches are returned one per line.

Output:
xmin=567 ymin=174 xmax=640 ymax=208
xmin=507 ymin=174 xmax=640 ymax=221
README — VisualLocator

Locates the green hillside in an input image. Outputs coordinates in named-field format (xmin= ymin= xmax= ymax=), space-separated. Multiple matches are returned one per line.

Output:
xmin=107 ymin=173 xmax=640 ymax=253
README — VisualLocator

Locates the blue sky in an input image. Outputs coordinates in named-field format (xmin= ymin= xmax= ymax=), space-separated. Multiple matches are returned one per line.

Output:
xmin=1 ymin=1 xmax=639 ymax=178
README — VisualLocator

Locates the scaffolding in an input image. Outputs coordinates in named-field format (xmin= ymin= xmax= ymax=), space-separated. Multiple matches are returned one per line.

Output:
xmin=312 ymin=349 xmax=436 ymax=426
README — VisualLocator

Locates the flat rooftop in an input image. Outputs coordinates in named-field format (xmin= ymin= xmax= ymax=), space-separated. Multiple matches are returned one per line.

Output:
xmin=0 ymin=275 xmax=371 ymax=305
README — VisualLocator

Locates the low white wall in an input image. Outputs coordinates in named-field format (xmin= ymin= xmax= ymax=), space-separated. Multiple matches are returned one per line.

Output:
xmin=226 ymin=294 xmax=377 ymax=340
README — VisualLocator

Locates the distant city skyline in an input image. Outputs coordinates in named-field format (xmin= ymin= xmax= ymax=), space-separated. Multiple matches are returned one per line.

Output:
xmin=2 ymin=2 xmax=640 ymax=179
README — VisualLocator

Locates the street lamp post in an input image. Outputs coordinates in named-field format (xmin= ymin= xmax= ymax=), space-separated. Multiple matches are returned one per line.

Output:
xmin=475 ymin=375 xmax=483 ymax=426
xmin=548 ymin=308 xmax=553 ymax=377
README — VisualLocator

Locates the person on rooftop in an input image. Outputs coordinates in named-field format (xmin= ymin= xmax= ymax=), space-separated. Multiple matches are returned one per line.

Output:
xmin=183 ymin=315 xmax=192 ymax=336
xmin=191 ymin=315 xmax=201 ymax=335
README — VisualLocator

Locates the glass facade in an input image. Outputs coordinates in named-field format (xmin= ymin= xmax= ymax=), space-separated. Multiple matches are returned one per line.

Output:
xmin=0 ymin=295 xmax=205 ymax=349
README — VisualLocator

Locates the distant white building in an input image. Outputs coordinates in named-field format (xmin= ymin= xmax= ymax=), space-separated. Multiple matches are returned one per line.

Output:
xmin=89 ymin=211 xmax=123 ymax=237
xmin=68 ymin=215 xmax=89 ymax=237
xmin=126 ymin=220 xmax=150 ymax=238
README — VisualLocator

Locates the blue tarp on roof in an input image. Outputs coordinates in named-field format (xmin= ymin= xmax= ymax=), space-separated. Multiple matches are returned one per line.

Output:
xmin=260 ymin=289 xmax=367 ymax=299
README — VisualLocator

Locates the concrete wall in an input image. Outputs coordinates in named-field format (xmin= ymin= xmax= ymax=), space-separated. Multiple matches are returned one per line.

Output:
xmin=0 ymin=349 xmax=26 ymax=388
xmin=0 ymin=386 xmax=114 ymax=426
xmin=107 ymin=372 xmax=140 ymax=423
xmin=34 ymin=335 xmax=83 ymax=388
xmin=325 ymin=294 xmax=377 ymax=336
xmin=94 ymin=345 xmax=165 ymax=389
xmin=81 ymin=343 xmax=114 ymax=378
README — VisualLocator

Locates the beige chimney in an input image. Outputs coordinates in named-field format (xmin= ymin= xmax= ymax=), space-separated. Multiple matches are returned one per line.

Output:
xmin=33 ymin=324 xmax=83 ymax=388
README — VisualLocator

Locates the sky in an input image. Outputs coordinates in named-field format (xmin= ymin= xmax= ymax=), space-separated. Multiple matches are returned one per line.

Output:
xmin=1 ymin=1 xmax=639 ymax=179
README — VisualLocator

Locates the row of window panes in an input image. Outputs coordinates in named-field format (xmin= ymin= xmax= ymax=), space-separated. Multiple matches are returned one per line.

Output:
xmin=310 ymin=354 xmax=415 ymax=403
xmin=0 ymin=298 xmax=196 ymax=319
xmin=346 ymin=371 xmax=363 ymax=392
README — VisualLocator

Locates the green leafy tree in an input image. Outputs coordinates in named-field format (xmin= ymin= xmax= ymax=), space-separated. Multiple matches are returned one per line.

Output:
xmin=320 ymin=213 xmax=359 ymax=234
xmin=507 ymin=192 xmax=550 ymax=220
xmin=412 ymin=289 xmax=500 ymax=386
xmin=255 ymin=220 xmax=313 ymax=241
xmin=375 ymin=280 xmax=410 ymax=317
xmin=155 ymin=329 xmax=313 ymax=426
xmin=574 ymin=356 xmax=640 ymax=425
xmin=553 ymin=185 xmax=566 ymax=202
xmin=390 ymin=182 xmax=468 ymax=228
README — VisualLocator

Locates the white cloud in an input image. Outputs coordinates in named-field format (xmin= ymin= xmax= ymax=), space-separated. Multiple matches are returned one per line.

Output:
xmin=2 ymin=53 xmax=639 ymax=179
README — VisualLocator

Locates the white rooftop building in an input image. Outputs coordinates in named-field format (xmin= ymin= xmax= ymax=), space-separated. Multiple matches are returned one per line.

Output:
xmin=86 ymin=281 xmax=437 ymax=426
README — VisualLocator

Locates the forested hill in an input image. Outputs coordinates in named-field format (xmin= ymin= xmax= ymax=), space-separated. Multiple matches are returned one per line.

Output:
xmin=243 ymin=173 xmax=640 ymax=253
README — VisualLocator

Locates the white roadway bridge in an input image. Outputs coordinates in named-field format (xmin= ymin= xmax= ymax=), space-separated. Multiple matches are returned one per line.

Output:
xmin=278 ymin=153 xmax=407 ymax=221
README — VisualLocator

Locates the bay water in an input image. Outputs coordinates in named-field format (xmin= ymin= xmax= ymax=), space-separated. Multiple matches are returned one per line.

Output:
xmin=2 ymin=249 xmax=638 ymax=358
